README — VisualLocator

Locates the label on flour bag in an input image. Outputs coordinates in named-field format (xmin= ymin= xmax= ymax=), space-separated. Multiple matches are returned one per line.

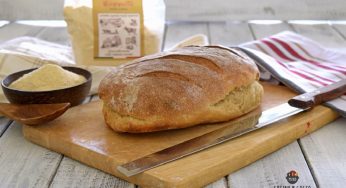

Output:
xmin=93 ymin=0 xmax=144 ymax=59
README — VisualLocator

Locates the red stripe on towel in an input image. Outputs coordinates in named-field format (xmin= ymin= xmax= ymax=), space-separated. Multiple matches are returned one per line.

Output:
xmin=269 ymin=37 xmax=346 ymax=74
xmin=275 ymin=60 xmax=326 ymax=87
xmin=260 ymin=40 xmax=330 ymax=86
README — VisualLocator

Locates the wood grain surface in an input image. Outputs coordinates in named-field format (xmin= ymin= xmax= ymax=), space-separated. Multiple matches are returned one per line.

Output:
xmin=227 ymin=21 xmax=318 ymax=187
xmin=22 ymin=83 xmax=339 ymax=188
xmin=209 ymin=21 xmax=253 ymax=46
xmin=290 ymin=21 xmax=346 ymax=49
xmin=0 ymin=121 xmax=63 ymax=187
xmin=164 ymin=22 xmax=209 ymax=51
xmin=299 ymin=118 xmax=346 ymax=188
xmin=50 ymin=157 xmax=135 ymax=188
xmin=0 ymin=22 xmax=44 ymax=43
xmin=165 ymin=0 xmax=346 ymax=21
xmin=0 ymin=118 xmax=11 ymax=137
xmin=291 ymin=22 xmax=346 ymax=188
xmin=228 ymin=142 xmax=317 ymax=188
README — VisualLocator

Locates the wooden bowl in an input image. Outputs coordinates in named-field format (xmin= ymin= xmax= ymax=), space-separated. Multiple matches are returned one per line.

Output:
xmin=2 ymin=66 xmax=92 ymax=106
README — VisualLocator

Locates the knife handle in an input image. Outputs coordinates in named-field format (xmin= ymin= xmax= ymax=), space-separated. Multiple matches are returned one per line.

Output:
xmin=288 ymin=79 xmax=346 ymax=109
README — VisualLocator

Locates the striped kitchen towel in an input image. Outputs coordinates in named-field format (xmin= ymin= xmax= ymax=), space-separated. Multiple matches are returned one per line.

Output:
xmin=239 ymin=31 xmax=346 ymax=117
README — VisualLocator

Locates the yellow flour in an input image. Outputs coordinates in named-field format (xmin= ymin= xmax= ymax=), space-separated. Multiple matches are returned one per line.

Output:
xmin=9 ymin=64 xmax=86 ymax=91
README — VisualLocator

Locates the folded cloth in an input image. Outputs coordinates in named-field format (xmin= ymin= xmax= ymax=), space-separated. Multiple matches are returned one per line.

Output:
xmin=239 ymin=31 xmax=346 ymax=117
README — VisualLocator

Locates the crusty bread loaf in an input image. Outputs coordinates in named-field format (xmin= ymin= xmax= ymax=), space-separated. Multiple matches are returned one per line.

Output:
xmin=98 ymin=46 xmax=263 ymax=133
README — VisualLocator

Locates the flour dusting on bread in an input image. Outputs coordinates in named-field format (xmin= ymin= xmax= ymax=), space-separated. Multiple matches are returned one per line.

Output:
xmin=119 ymin=85 xmax=139 ymax=113
xmin=98 ymin=46 xmax=263 ymax=133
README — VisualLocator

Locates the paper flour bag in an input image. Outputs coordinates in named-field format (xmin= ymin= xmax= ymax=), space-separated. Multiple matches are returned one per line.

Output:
xmin=64 ymin=0 xmax=165 ymax=66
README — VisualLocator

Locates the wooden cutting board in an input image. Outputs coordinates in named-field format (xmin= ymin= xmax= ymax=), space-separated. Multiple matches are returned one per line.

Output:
xmin=22 ymin=83 xmax=339 ymax=188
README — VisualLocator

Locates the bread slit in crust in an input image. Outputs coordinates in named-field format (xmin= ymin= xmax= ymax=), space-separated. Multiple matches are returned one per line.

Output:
xmin=156 ymin=55 xmax=222 ymax=73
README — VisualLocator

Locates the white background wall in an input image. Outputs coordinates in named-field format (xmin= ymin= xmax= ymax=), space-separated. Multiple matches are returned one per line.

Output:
xmin=0 ymin=0 xmax=64 ymax=20
xmin=165 ymin=0 xmax=346 ymax=21
xmin=0 ymin=0 xmax=345 ymax=21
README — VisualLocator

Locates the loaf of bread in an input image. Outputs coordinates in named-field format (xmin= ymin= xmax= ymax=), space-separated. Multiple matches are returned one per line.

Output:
xmin=98 ymin=46 xmax=263 ymax=133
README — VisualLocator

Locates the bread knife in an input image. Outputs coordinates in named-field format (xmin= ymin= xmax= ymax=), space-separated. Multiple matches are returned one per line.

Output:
xmin=117 ymin=79 xmax=346 ymax=177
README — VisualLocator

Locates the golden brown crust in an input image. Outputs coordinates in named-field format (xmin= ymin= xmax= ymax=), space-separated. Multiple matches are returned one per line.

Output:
xmin=98 ymin=46 xmax=263 ymax=133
